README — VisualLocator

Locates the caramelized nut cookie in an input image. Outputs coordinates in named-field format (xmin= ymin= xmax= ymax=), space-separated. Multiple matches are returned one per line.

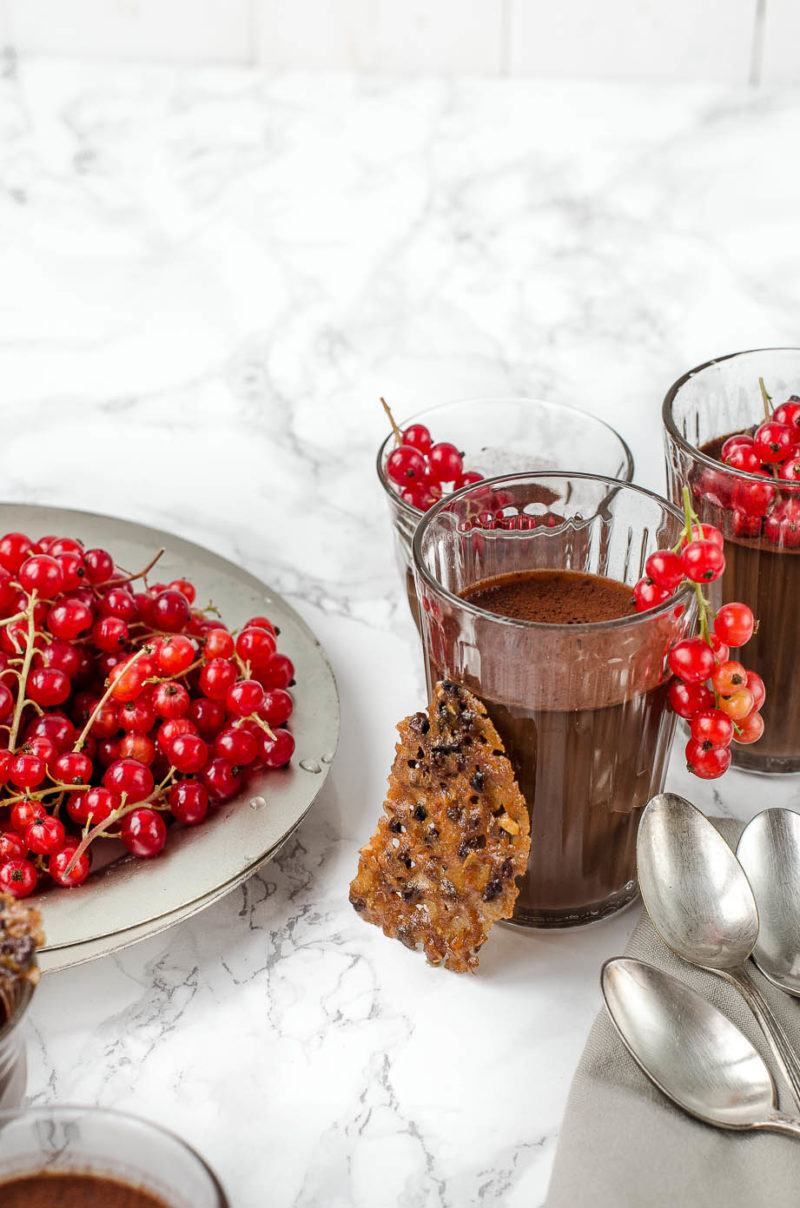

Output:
xmin=349 ymin=680 xmax=530 ymax=972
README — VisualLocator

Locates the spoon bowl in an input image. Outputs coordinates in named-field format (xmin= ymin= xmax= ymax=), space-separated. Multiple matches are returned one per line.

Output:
xmin=636 ymin=792 xmax=759 ymax=970
xmin=737 ymin=808 xmax=800 ymax=998
xmin=601 ymin=957 xmax=800 ymax=1137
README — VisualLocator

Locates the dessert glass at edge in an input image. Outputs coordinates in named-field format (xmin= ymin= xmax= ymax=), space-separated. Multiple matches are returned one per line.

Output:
xmin=663 ymin=348 xmax=800 ymax=774
xmin=377 ymin=397 xmax=633 ymax=626
xmin=412 ymin=472 xmax=695 ymax=928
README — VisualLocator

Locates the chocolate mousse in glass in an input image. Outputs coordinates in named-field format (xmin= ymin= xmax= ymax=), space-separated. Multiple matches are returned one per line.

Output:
xmin=412 ymin=472 xmax=694 ymax=928
xmin=377 ymin=398 xmax=633 ymax=628
xmin=664 ymin=348 xmax=800 ymax=774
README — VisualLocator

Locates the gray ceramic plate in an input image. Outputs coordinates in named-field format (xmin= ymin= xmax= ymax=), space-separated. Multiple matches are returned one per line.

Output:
xmin=0 ymin=504 xmax=339 ymax=971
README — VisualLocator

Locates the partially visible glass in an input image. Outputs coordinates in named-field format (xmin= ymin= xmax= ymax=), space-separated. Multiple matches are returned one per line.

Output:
xmin=377 ymin=398 xmax=634 ymax=625
xmin=0 ymin=1105 xmax=229 ymax=1206
xmin=0 ymin=981 xmax=34 ymax=1109
xmin=412 ymin=472 xmax=694 ymax=928
xmin=664 ymin=348 xmax=800 ymax=774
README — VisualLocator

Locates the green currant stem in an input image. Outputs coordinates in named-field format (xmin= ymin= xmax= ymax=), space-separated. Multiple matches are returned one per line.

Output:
xmin=248 ymin=714 xmax=276 ymax=742
xmin=759 ymin=377 xmax=772 ymax=421
xmin=8 ymin=593 xmax=38 ymax=751
xmin=73 ymin=643 xmax=152 ymax=752
xmin=64 ymin=767 xmax=177 ymax=876
xmin=381 ymin=397 xmax=403 ymax=446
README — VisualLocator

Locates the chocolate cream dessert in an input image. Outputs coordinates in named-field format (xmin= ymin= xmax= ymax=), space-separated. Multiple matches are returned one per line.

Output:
xmin=430 ymin=569 xmax=677 ymax=926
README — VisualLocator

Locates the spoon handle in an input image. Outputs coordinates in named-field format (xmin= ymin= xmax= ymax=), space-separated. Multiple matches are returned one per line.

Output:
xmin=729 ymin=965 xmax=800 ymax=1112
xmin=761 ymin=1113 xmax=800 ymax=1140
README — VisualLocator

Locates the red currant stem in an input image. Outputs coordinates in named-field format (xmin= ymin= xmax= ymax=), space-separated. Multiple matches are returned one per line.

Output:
xmin=8 ymin=592 xmax=38 ymax=751
xmin=380 ymin=397 xmax=403 ymax=446
xmin=247 ymin=713 xmax=277 ymax=741
xmin=759 ymin=377 xmax=772 ymax=421
xmin=73 ymin=643 xmax=152 ymax=753
xmin=107 ymin=548 xmax=165 ymax=588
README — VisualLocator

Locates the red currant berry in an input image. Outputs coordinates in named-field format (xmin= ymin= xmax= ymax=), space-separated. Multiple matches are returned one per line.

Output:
xmin=49 ymin=842 xmax=91 ymax=887
xmin=26 ymin=667 xmax=70 ymax=707
xmin=711 ymin=659 xmax=747 ymax=695
xmin=201 ymin=757 xmax=243 ymax=801
xmin=0 ymin=682 xmax=12 ymax=722
xmin=234 ymin=627 xmax=276 ymax=669
xmin=401 ymin=424 xmax=433 ymax=454
xmin=18 ymin=554 xmax=65 ymax=597
xmin=721 ymin=434 xmax=755 ymax=461
xmin=386 ymin=445 xmax=427 ymax=486
xmin=26 ymin=712 xmax=75 ymax=753
xmin=108 ymin=658 xmax=149 ymax=702
xmin=645 ymin=549 xmax=685 ymax=590
xmin=203 ymin=628 xmax=235 ymax=660
xmin=260 ymin=728 xmax=295 ymax=768
xmin=104 ymin=758 xmax=154 ymax=803
xmin=167 ymin=733 xmax=208 ymax=774
xmin=98 ymin=587 xmax=137 ymax=622
xmin=259 ymin=688 xmax=293 ymax=727
xmin=53 ymin=751 xmax=93 ymax=785
xmin=199 ymin=658 xmax=237 ymax=701
xmin=714 ymin=602 xmax=755 ymax=648
xmin=685 ymin=739 xmax=731 ymax=779
xmin=707 ymin=633 xmax=730 ymax=665
xmin=733 ymin=711 xmax=764 ymax=745
xmin=82 ymin=786 xmax=121 ymax=826
xmin=632 ymin=578 xmax=672 ymax=612
xmin=118 ymin=697 xmax=156 ymax=734
xmin=9 ymin=753 xmax=46 ymax=789
xmin=226 ymin=679 xmax=265 ymax=718
xmin=724 ymin=445 xmax=762 ymax=474
xmin=121 ymin=807 xmax=167 ymax=858
xmin=244 ymin=616 xmax=276 ymax=635
xmin=754 ymin=421 xmax=794 ymax=464
xmin=150 ymin=589 xmax=191 ymax=633
xmin=668 ymin=639 xmax=716 ymax=684
xmin=47 ymin=598 xmax=93 ymax=640
xmin=764 ymin=499 xmax=800 ymax=548
xmin=0 ymin=858 xmax=37 ymax=897
xmin=732 ymin=509 xmax=763 ymax=538
xmin=118 ymin=732 xmax=157 ymax=765
xmin=746 ymin=670 xmax=766 ymax=711
xmin=0 ymin=533 xmax=34 ymax=573
xmin=681 ymin=540 xmax=725 ymax=584
xmin=214 ymin=726 xmax=258 ymax=765
xmin=35 ymin=638 xmax=81 ymax=679
xmin=10 ymin=800 xmax=45 ymax=832
xmin=0 ymin=830 xmax=27 ymax=862
xmin=187 ymin=696 xmax=227 ymax=739
xmin=169 ymin=780 xmax=209 ymax=825
xmin=427 ymin=442 xmax=463 ymax=483
xmin=257 ymin=653 xmax=294 ymax=690
xmin=167 ymin=579 xmax=196 ymax=604
xmin=56 ymin=551 xmax=87 ymax=591
xmin=732 ymin=475 xmax=776 ymax=518
xmin=25 ymin=814 xmax=66 ymax=856
xmin=778 ymin=455 xmax=800 ymax=481
xmin=454 ymin=470 xmax=483 ymax=489
xmin=690 ymin=708 xmax=734 ymax=748
xmin=772 ymin=398 xmax=800 ymax=432
xmin=153 ymin=681 xmax=190 ymax=720
xmin=83 ymin=547 xmax=115 ymax=585
xmin=719 ymin=689 xmax=755 ymax=721
xmin=89 ymin=700 xmax=120 ymax=739
xmin=156 ymin=634 xmax=195 ymax=675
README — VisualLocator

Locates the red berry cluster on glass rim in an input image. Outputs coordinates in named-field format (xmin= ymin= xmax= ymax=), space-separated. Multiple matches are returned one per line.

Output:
xmin=382 ymin=399 xmax=482 ymax=511
xmin=700 ymin=380 xmax=800 ymax=544
xmin=633 ymin=489 xmax=762 ymax=780
xmin=0 ymin=531 xmax=296 ymax=899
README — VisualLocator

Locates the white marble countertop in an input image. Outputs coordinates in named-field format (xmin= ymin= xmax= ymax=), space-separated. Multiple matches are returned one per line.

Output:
xmin=3 ymin=54 xmax=800 ymax=1208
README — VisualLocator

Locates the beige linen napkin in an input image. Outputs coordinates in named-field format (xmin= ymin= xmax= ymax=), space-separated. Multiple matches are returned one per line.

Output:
xmin=546 ymin=819 xmax=800 ymax=1208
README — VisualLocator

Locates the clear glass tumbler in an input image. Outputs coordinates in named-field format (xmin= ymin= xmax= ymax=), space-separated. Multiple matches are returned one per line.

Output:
xmin=0 ymin=1105 xmax=229 ymax=1206
xmin=412 ymin=473 xmax=695 ymax=928
xmin=663 ymin=348 xmax=800 ymax=774
xmin=0 ymin=981 xmax=34 ymax=1110
xmin=377 ymin=398 xmax=634 ymax=626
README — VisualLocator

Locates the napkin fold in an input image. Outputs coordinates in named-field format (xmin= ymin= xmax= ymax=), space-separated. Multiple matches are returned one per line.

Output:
xmin=545 ymin=818 xmax=800 ymax=1208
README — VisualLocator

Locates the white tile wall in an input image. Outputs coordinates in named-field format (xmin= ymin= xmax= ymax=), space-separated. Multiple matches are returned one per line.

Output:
xmin=509 ymin=0 xmax=758 ymax=83
xmin=6 ymin=0 xmax=251 ymax=64
xmin=254 ymin=0 xmax=504 ymax=74
xmin=0 ymin=0 xmax=797 ymax=83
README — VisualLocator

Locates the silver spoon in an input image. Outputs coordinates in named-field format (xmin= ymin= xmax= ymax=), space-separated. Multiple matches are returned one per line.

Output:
xmin=737 ymin=808 xmax=800 ymax=998
xmin=602 ymin=957 xmax=800 ymax=1138
xmin=637 ymin=792 xmax=800 ymax=1111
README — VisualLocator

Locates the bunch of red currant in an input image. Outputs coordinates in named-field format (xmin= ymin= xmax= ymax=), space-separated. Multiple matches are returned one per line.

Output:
xmin=703 ymin=382 xmax=800 ymax=543
xmin=382 ymin=399 xmax=482 ymax=511
xmin=0 ymin=531 xmax=295 ymax=898
xmin=633 ymin=491 xmax=762 ymax=779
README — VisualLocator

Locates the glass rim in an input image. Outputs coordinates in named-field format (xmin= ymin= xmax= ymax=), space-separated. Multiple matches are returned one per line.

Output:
xmin=376 ymin=395 xmax=635 ymax=520
xmin=0 ymin=1103 xmax=229 ymax=1206
xmin=411 ymin=470 xmax=693 ymax=634
xmin=662 ymin=346 xmax=800 ymax=485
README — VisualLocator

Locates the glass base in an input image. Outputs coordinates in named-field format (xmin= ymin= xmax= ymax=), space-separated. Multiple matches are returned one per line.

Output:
xmin=506 ymin=879 xmax=639 ymax=930
xmin=731 ymin=748 xmax=800 ymax=775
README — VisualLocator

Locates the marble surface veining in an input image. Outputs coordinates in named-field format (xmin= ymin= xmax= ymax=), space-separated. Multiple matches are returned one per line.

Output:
xmin=1 ymin=53 xmax=800 ymax=1207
